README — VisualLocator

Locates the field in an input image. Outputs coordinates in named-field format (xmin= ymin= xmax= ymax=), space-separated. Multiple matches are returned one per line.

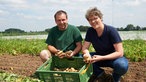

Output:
xmin=0 ymin=54 xmax=146 ymax=82
xmin=0 ymin=39 xmax=146 ymax=82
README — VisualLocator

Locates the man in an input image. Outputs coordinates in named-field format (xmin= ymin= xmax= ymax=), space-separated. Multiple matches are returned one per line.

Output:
xmin=82 ymin=7 xmax=129 ymax=82
xmin=40 ymin=10 xmax=83 ymax=63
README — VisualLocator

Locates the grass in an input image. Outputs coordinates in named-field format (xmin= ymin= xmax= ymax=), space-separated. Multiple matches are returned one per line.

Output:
xmin=0 ymin=38 xmax=146 ymax=61
xmin=0 ymin=71 xmax=43 ymax=82
xmin=0 ymin=39 xmax=47 ymax=56
xmin=123 ymin=39 xmax=146 ymax=61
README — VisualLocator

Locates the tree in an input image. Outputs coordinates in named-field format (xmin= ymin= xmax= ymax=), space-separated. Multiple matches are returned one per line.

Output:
xmin=124 ymin=24 xmax=135 ymax=31
xmin=135 ymin=25 xmax=141 ymax=30
xmin=4 ymin=28 xmax=25 ymax=33
xmin=77 ymin=25 xmax=90 ymax=32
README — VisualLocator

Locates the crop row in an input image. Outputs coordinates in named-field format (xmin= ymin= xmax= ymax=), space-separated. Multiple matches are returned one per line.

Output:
xmin=0 ymin=38 xmax=146 ymax=62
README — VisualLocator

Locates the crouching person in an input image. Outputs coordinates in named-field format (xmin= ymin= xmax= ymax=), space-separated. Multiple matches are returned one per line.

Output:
xmin=82 ymin=7 xmax=129 ymax=82
xmin=40 ymin=10 xmax=82 ymax=63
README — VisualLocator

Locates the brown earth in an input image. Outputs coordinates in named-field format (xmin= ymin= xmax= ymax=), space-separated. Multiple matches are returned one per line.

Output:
xmin=0 ymin=54 xmax=146 ymax=82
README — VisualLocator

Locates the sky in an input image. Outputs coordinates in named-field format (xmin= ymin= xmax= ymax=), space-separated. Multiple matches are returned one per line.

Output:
xmin=0 ymin=0 xmax=146 ymax=32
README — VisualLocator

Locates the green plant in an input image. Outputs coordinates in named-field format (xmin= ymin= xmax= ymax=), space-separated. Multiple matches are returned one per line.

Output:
xmin=0 ymin=39 xmax=47 ymax=56
xmin=123 ymin=39 xmax=146 ymax=62
xmin=0 ymin=71 xmax=43 ymax=82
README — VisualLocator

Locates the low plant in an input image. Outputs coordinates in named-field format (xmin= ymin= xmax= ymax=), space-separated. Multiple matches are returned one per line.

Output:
xmin=0 ymin=38 xmax=146 ymax=61
xmin=0 ymin=71 xmax=42 ymax=82
xmin=123 ymin=39 xmax=146 ymax=61
xmin=0 ymin=39 xmax=47 ymax=56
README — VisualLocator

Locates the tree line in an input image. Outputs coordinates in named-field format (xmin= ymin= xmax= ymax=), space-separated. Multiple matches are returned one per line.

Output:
xmin=77 ymin=24 xmax=146 ymax=31
xmin=1 ymin=24 xmax=146 ymax=36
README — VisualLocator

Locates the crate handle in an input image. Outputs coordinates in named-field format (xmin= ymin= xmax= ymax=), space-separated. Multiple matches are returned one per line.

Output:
xmin=80 ymin=63 xmax=90 ymax=74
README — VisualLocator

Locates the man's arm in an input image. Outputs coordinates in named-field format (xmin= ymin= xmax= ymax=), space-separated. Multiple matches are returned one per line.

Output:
xmin=71 ymin=41 xmax=82 ymax=56
xmin=47 ymin=45 xmax=59 ymax=54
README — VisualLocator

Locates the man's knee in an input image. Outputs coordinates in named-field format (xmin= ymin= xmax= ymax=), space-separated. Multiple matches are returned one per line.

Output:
xmin=40 ymin=50 xmax=51 ymax=62
xmin=40 ymin=50 xmax=51 ymax=56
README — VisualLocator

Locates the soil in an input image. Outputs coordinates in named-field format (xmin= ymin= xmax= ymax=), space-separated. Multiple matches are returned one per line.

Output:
xmin=0 ymin=54 xmax=146 ymax=82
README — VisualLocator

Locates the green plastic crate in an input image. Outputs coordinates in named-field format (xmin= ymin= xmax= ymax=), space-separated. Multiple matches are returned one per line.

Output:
xmin=35 ymin=56 xmax=93 ymax=82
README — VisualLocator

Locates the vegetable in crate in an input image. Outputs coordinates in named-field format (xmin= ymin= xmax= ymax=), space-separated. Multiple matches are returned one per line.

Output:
xmin=54 ymin=67 xmax=78 ymax=72
xmin=35 ymin=56 xmax=93 ymax=82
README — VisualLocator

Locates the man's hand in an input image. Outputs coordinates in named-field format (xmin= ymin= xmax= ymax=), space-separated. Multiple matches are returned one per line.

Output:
xmin=58 ymin=52 xmax=66 ymax=58
xmin=55 ymin=50 xmax=63 ymax=56
xmin=55 ymin=50 xmax=73 ymax=58
xmin=55 ymin=50 xmax=66 ymax=58
xmin=65 ymin=50 xmax=73 ymax=58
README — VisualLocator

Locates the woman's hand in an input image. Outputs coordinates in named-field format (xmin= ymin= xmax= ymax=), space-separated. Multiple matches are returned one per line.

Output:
xmin=83 ymin=54 xmax=91 ymax=63
xmin=90 ymin=55 xmax=102 ymax=63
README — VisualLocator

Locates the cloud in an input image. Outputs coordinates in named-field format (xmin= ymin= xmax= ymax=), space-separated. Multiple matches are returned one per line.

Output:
xmin=124 ymin=0 xmax=140 ymax=6
xmin=16 ymin=13 xmax=48 ymax=20
xmin=0 ymin=9 xmax=9 ymax=15
xmin=114 ymin=0 xmax=146 ymax=7
xmin=0 ymin=0 xmax=29 ymax=9
xmin=0 ymin=0 xmax=146 ymax=31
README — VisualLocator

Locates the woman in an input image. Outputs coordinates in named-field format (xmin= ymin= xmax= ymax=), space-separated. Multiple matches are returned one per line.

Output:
xmin=82 ymin=7 xmax=129 ymax=82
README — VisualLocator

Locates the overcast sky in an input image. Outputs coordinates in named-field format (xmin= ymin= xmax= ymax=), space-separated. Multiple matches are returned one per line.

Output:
xmin=0 ymin=0 xmax=146 ymax=32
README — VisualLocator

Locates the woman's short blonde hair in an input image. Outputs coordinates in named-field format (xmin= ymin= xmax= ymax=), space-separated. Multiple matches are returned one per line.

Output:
xmin=85 ymin=7 xmax=103 ymax=21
